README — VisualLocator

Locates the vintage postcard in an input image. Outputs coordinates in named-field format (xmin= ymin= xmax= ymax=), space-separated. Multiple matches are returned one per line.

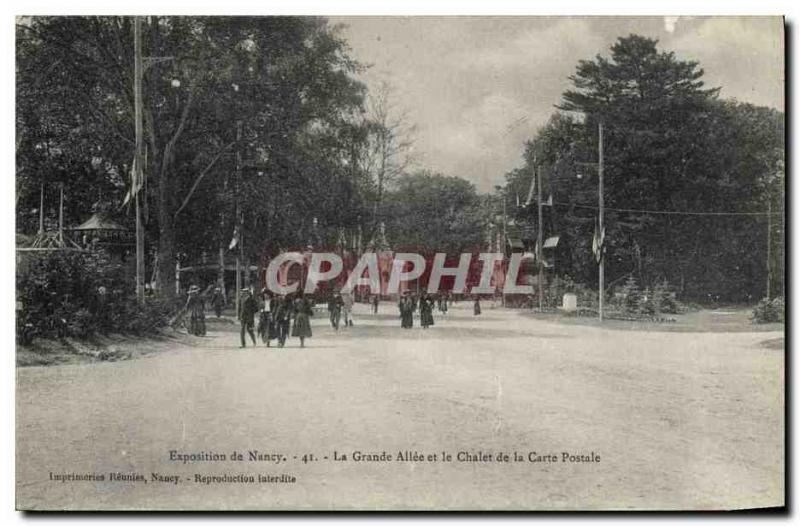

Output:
xmin=14 ymin=15 xmax=785 ymax=511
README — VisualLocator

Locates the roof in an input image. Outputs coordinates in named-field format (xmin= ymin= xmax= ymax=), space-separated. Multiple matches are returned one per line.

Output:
xmin=507 ymin=236 xmax=525 ymax=250
xmin=72 ymin=214 xmax=128 ymax=231
xmin=543 ymin=236 xmax=560 ymax=249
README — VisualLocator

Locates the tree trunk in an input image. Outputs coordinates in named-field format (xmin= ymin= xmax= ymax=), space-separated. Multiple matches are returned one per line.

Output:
xmin=158 ymin=152 xmax=176 ymax=298
xmin=156 ymin=161 xmax=176 ymax=298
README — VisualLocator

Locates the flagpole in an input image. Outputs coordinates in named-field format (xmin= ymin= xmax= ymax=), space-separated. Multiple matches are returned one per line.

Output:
xmin=235 ymin=120 xmax=242 ymax=318
xmin=598 ymin=121 xmax=604 ymax=322
xmin=536 ymin=153 xmax=543 ymax=312
xmin=134 ymin=16 xmax=145 ymax=304
xmin=502 ymin=191 xmax=507 ymax=308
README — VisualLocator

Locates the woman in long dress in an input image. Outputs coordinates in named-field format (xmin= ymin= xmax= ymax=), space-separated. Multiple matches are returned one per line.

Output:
xmin=291 ymin=295 xmax=313 ymax=347
xmin=399 ymin=294 xmax=414 ymax=329
xmin=185 ymin=285 xmax=206 ymax=336
xmin=420 ymin=293 xmax=435 ymax=328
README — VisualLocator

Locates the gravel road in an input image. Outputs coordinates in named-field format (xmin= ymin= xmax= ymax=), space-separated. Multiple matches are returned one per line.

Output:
xmin=16 ymin=302 xmax=784 ymax=510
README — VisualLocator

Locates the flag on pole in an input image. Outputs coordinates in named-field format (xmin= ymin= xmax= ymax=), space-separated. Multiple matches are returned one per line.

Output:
xmin=592 ymin=221 xmax=605 ymax=263
xmin=121 ymin=156 xmax=142 ymax=208
xmin=524 ymin=168 xmax=536 ymax=207
xmin=229 ymin=225 xmax=240 ymax=250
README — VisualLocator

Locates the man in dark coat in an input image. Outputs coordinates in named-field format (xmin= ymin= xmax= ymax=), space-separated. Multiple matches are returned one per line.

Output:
xmin=238 ymin=288 xmax=259 ymax=348
xmin=257 ymin=289 xmax=277 ymax=347
xmin=210 ymin=287 xmax=225 ymax=318
xmin=328 ymin=293 xmax=343 ymax=330
xmin=273 ymin=295 xmax=292 ymax=348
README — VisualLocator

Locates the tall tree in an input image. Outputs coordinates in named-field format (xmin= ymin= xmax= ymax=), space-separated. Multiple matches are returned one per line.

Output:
xmin=383 ymin=171 xmax=485 ymax=254
xmin=362 ymin=82 xmax=415 ymax=237
xmin=17 ymin=16 xmax=369 ymax=295
xmin=506 ymin=35 xmax=783 ymax=300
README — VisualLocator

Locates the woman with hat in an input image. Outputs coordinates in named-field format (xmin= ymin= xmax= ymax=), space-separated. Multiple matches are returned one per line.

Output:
xmin=419 ymin=292 xmax=435 ymax=329
xmin=398 ymin=291 xmax=415 ymax=329
xmin=291 ymin=293 xmax=313 ymax=347
xmin=185 ymin=285 xmax=206 ymax=336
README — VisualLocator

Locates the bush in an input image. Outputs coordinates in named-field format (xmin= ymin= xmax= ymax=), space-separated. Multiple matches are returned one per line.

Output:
xmin=752 ymin=297 xmax=785 ymax=324
xmin=638 ymin=288 xmax=656 ymax=316
xmin=17 ymin=249 xmax=173 ymax=341
xmin=619 ymin=275 xmax=641 ymax=315
xmin=652 ymin=279 xmax=680 ymax=314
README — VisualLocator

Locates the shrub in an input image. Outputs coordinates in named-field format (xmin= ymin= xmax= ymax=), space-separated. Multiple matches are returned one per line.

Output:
xmin=17 ymin=249 xmax=173 ymax=340
xmin=638 ymin=288 xmax=656 ymax=316
xmin=752 ymin=297 xmax=785 ymax=324
xmin=653 ymin=279 xmax=680 ymax=314
xmin=619 ymin=275 xmax=641 ymax=315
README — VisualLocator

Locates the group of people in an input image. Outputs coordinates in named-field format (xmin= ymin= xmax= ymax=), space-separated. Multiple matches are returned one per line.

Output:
xmin=397 ymin=291 xmax=446 ymax=329
xmin=326 ymin=292 xmax=355 ymax=330
xmin=397 ymin=291 xmax=482 ymax=328
xmin=180 ymin=283 xmax=483 ymax=344
xmin=180 ymin=284 xmax=314 ymax=348
xmin=245 ymin=289 xmax=314 ymax=349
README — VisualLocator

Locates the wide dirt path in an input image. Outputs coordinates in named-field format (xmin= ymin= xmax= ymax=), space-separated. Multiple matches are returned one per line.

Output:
xmin=16 ymin=303 xmax=784 ymax=510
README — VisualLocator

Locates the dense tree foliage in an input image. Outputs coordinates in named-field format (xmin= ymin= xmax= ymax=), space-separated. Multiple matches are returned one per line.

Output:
xmin=17 ymin=24 xmax=784 ymax=309
xmin=504 ymin=35 xmax=784 ymax=302
xmin=383 ymin=171 xmax=486 ymax=254
xmin=17 ymin=16 xmax=373 ymax=295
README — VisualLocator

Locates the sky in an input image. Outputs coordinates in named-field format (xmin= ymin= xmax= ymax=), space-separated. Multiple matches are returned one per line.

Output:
xmin=331 ymin=16 xmax=784 ymax=192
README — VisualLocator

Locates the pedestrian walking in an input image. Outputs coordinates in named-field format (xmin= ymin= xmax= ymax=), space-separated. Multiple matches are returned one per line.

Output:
xmin=328 ymin=293 xmax=343 ymax=330
xmin=420 ymin=292 xmax=435 ymax=329
xmin=291 ymin=294 xmax=313 ymax=347
xmin=441 ymin=292 xmax=449 ymax=315
xmin=399 ymin=292 xmax=415 ymax=329
xmin=372 ymin=294 xmax=379 ymax=314
xmin=342 ymin=291 xmax=355 ymax=327
xmin=210 ymin=286 xmax=225 ymax=318
xmin=185 ymin=285 xmax=206 ymax=336
xmin=238 ymin=288 xmax=258 ymax=348
xmin=273 ymin=295 xmax=292 ymax=348
xmin=257 ymin=289 xmax=277 ymax=347
xmin=473 ymin=295 xmax=482 ymax=316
